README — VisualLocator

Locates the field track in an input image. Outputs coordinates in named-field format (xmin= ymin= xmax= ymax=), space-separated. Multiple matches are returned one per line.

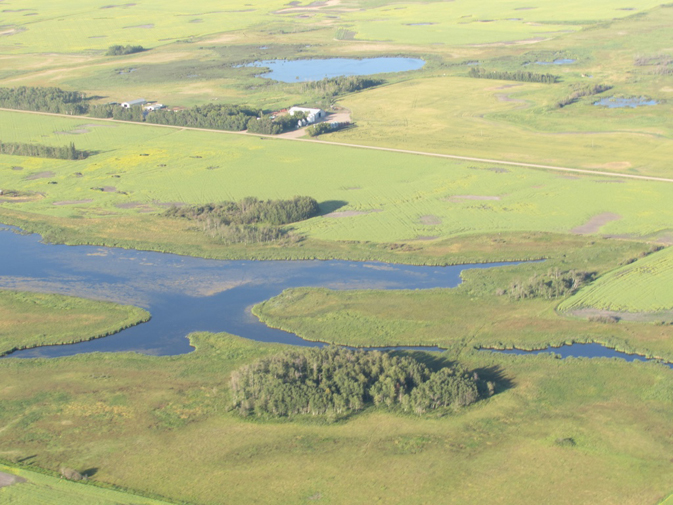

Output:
xmin=3 ymin=107 xmax=673 ymax=184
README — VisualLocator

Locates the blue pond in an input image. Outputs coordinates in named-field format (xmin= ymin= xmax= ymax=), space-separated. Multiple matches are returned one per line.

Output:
xmin=244 ymin=57 xmax=425 ymax=82
xmin=535 ymin=58 xmax=576 ymax=65
xmin=0 ymin=226 xmax=513 ymax=359
xmin=482 ymin=343 xmax=672 ymax=368
xmin=594 ymin=97 xmax=658 ymax=108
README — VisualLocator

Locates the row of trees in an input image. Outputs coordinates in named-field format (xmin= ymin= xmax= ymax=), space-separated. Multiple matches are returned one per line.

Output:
xmin=0 ymin=86 xmax=90 ymax=114
xmin=468 ymin=67 xmax=559 ymax=83
xmin=306 ymin=122 xmax=349 ymax=137
xmin=0 ymin=140 xmax=89 ymax=160
xmin=105 ymin=44 xmax=145 ymax=56
xmin=298 ymin=76 xmax=383 ymax=97
xmin=231 ymin=347 xmax=486 ymax=418
xmin=498 ymin=268 xmax=594 ymax=300
xmin=165 ymin=196 xmax=320 ymax=226
xmin=165 ymin=196 xmax=320 ymax=244
xmin=555 ymin=83 xmax=612 ymax=108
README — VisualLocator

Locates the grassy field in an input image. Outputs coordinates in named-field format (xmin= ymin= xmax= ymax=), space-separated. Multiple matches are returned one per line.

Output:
xmin=0 ymin=289 xmax=150 ymax=356
xmin=253 ymin=239 xmax=673 ymax=360
xmin=559 ymin=247 xmax=673 ymax=316
xmin=0 ymin=464 xmax=177 ymax=505
xmin=1 ymin=331 xmax=673 ymax=505
xmin=2 ymin=110 xmax=673 ymax=249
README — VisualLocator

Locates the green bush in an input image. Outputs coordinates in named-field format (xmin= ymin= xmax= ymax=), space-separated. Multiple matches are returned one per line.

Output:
xmin=105 ymin=44 xmax=145 ymax=56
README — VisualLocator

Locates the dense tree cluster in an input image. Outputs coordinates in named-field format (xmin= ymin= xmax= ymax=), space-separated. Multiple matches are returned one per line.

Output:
xmin=468 ymin=67 xmax=559 ymax=83
xmin=298 ymin=76 xmax=383 ymax=97
xmin=0 ymin=140 xmax=89 ymax=160
xmin=231 ymin=347 xmax=486 ymax=418
xmin=499 ymin=268 xmax=594 ymax=300
xmin=165 ymin=196 xmax=319 ymax=244
xmin=105 ymin=44 xmax=145 ymax=56
xmin=0 ymin=86 xmax=90 ymax=114
xmin=89 ymin=104 xmax=144 ymax=121
xmin=555 ymin=84 xmax=612 ymax=108
xmin=147 ymin=104 xmax=259 ymax=131
xmin=165 ymin=196 xmax=320 ymax=226
xmin=246 ymin=113 xmax=300 ymax=134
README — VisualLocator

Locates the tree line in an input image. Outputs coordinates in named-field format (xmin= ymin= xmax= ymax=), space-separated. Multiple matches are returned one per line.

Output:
xmin=165 ymin=196 xmax=320 ymax=245
xmin=0 ymin=86 xmax=90 ymax=114
xmin=468 ymin=67 xmax=559 ymax=83
xmin=231 ymin=347 xmax=490 ymax=419
xmin=555 ymin=83 xmax=612 ymax=108
xmin=0 ymin=140 xmax=89 ymax=160
xmin=298 ymin=76 xmax=383 ymax=97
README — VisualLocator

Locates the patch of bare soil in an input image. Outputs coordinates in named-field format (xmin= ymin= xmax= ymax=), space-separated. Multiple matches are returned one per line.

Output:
xmin=25 ymin=171 xmax=55 ymax=180
xmin=571 ymin=212 xmax=622 ymax=234
xmin=419 ymin=215 xmax=442 ymax=225
xmin=471 ymin=37 xmax=546 ymax=47
xmin=324 ymin=209 xmax=381 ymax=218
xmin=125 ymin=23 xmax=154 ymax=29
xmin=568 ymin=308 xmax=673 ymax=324
xmin=52 ymin=199 xmax=93 ymax=206
xmin=495 ymin=93 xmax=528 ymax=109
xmin=102 ymin=186 xmax=117 ymax=192
xmin=56 ymin=128 xmax=90 ymax=135
xmin=0 ymin=471 xmax=26 ymax=488
xmin=414 ymin=235 xmax=439 ymax=241
xmin=586 ymin=161 xmax=632 ymax=170
xmin=115 ymin=202 xmax=156 ymax=212
xmin=487 ymin=84 xmax=522 ymax=91
xmin=153 ymin=201 xmax=186 ymax=208
xmin=446 ymin=195 xmax=501 ymax=202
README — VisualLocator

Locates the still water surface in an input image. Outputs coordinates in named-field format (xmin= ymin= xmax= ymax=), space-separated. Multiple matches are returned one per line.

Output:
xmin=0 ymin=227 xmax=510 ymax=358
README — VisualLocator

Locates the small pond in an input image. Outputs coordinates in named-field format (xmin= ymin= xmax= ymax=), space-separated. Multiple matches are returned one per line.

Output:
xmin=244 ymin=57 xmax=425 ymax=82
xmin=0 ymin=226 xmax=512 ymax=359
xmin=535 ymin=58 xmax=576 ymax=65
xmin=481 ymin=343 xmax=672 ymax=368
xmin=593 ymin=97 xmax=658 ymax=108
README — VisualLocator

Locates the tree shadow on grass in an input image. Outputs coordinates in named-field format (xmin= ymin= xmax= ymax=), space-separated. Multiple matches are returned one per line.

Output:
xmin=473 ymin=365 xmax=515 ymax=394
xmin=318 ymin=200 xmax=347 ymax=215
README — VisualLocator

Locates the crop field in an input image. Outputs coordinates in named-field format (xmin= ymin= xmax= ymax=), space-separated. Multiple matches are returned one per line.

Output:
xmin=0 ymin=289 xmax=150 ymax=356
xmin=2 ymin=110 xmax=673 ymax=247
xmin=560 ymin=247 xmax=673 ymax=316
xmin=0 ymin=464 xmax=175 ymax=505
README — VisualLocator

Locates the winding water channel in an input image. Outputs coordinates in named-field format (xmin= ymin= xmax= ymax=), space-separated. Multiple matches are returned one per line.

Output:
xmin=1 ymin=226 xmax=670 ymax=368
xmin=0 ymin=226 xmax=514 ymax=358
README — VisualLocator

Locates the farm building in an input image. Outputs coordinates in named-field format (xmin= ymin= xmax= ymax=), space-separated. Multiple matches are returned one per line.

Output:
xmin=121 ymin=99 xmax=147 ymax=108
xmin=289 ymin=106 xmax=325 ymax=125
xmin=144 ymin=104 xmax=165 ymax=111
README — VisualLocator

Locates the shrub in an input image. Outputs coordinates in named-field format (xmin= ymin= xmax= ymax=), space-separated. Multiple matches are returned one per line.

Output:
xmin=105 ymin=44 xmax=145 ymax=56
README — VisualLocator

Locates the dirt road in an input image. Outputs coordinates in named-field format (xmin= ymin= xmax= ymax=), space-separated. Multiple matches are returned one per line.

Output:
xmin=2 ymin=107 xmax=672 ymax=184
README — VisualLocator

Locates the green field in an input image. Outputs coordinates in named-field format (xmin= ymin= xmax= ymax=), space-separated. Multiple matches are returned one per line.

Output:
xmin=1 ymin=332 xmax=673 ymax=505
xmin=3 ymin=0 xmax=673 ymax=504
xmin=2 ymin=110 xmax=673 ymax=248
xmin=0 ymin=464 xmax=175 ymax=505
xmin=559 ymin=247 xmax=673 ymax=316
xmin=0 ymin=289 xmax=150 ymax=356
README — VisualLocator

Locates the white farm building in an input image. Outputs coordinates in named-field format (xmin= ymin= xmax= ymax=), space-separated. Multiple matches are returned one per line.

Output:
xmin=121 ymin=99 xmax=147 ymax=108
xmin=289 ymin=106 xmax=325 ymax=126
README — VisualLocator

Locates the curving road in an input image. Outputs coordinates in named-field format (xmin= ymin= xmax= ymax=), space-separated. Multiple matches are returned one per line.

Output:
xmin=2 ymin=107 xmax=672 ymax=184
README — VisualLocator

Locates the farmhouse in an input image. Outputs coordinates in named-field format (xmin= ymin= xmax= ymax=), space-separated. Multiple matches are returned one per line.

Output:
xmin=121 ymin=99 xmax=147 ymax=108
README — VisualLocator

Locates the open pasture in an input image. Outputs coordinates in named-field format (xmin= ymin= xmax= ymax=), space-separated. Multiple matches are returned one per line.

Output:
xmin=560 ymin=247 xmax=673 ymax=316
xmin=2 ymin=110 xmax=673 ymax=245
xmin=1 ymin=332 xmax=673 ymax=505
xmin=0 ymin=464 xmax=175 ymax=505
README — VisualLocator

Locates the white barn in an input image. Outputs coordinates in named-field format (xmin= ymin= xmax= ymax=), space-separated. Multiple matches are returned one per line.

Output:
xmin=289 ymin=106 xmax=325 ymax=125
xmin=121 ymin=99 xmax=147 ymax=108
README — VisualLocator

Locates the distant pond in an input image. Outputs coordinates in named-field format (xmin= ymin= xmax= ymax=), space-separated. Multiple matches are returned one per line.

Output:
xmin=535 ymin=58 xmax=576 ymax=65
xmin=481 ymin=343 xmax=672 ymax=369
xmin=244 ymin=57 xmax=426 ymax=82
xmin=594 ymin=97 xmax=658 ymax=108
